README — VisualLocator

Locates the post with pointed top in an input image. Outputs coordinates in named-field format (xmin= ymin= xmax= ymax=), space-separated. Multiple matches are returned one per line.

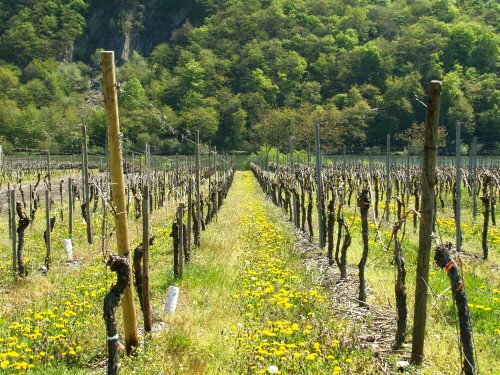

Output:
xmin=290 ymin=136 xmax=298 ymax=227
xmin=411 ymin=80 xmax=442 ymax=366
xmin=195 ymin=131 xmax=201 ymax=246
xmin=314 ymin=122 xmax=325 ymax=248
xmin=101 ymin=50 xmax=139 ymax=354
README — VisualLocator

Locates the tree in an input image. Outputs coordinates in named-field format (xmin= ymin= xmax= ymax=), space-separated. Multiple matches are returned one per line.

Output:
xmin=444 ymin=22 xmax=477 ymax=69
xmin=119 ymin=78 xmax=147 ymax=110
xmin=180 ymin=106 xmax=219 ymax=141
xmin=441 ymin=66 xmax=475 ymax=135
xmin=472 ymin=30 xmax=499 ymax=72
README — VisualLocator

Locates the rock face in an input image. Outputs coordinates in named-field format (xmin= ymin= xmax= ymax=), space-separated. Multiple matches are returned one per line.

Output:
xmin=73 ymin=0 xmax=199 ymax=62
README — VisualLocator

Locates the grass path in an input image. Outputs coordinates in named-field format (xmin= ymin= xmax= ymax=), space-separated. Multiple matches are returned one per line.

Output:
xmin=121 ymin=171 xmax=251 ymax=374
xmin=122 ymin=171 xmax=376 ymax=374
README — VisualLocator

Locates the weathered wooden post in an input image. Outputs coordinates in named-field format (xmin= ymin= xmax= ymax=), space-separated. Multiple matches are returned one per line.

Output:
xmin=411 ymin=80 xmax=442 ymax=365
xmin=187 ymin=177 xmax=192 ymax=255
xmin=314 ymin=121 xmax=325 ymax=248
xmin=82 ymin=125 xmax=93 ymax=244
xmin=46 ymin=150 xmax=51 ymax=191
xmin=342 ymin=144 xmax=346 ymax=175
xmin=386 ymin=134 xmax=391 ymax=222
xmin=290 ymin=136 xmax=298 ymax=227
xmin=68 ymin=178 xmax=73 ymax=238
xmin=178 ymin=203 xmax=184 ymax=278
xmin=195 ymin=131 xmax=201 ymax=246
xmin=101 ymin=50 xmax=139 ymax=354
xmin=44 ymin=189 xmax=51 ymax=269
xmin=11 ymin=189 xmax=17 ymax=274
xmin=142 ymin=185 xmax=152 ymax=332
xmin=455 ymin=121 xmax=462 ymax=251
xmin=8 ymin=182 xmax=12 ymax=239
xmin=471 ymin=137 xmax=478 ymax=218
xmin=405 ymin=146 xmax=410 ymax=206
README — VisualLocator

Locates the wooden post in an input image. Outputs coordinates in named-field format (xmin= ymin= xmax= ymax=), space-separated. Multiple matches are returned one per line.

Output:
xmin=131 ymin=152 xmax=135 ymax=177
xmin=8 ymin=182 xmax=12 ymax=239
xmin=68 ymin=178 xmax=73 ymax=238
xmin=29 ymin=183 xmax=33 ymax=228
xmin=195 ymin=131 xmax=201 ymax=244
xmin=411 ymin=80 xmax=442 ymax=365
xmin=82 ymin=125 xmax=93 ymax=244
xmin=214 ymin=146 xmax=217 ymax=181
xmin=290 ymin=136 xmax=298 ymax=227
xmin=342 ymin=144 xmax=346 ymax=175
xmin=46 ymin=151 xmax=51 ymax=191
xmin=101 ymin=50 xmax=139 ymax=354
xmin=146 ymin=143 xmax=151 ymax=191
xmin=187 ymin=178 xmax=193 ymax=255
xmin=386 ymin=134 xmax=391 ymax=222
xmin=142 ymin=185 xmax=152 ymax=332
xmin=406 ymin=147 xmax=410 ymax=206
xmin=11 ymin=189 xmax=17 ymax=274
xmin=455 ymin=121 xmax=462 ymax=251
xmin=44 ymin=189 xmax=51 ymax=269
xmin=471 ymin=137 xmax=478 ymax=218
xmin=369 ymin=150 xmax=373 ymax=179
xmin=178 ymin=203 xmax=184 ymax=278
xmin=314 ymin=121 xmax=325 ymax=248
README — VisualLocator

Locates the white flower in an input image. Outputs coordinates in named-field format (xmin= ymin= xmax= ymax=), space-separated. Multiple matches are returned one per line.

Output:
xmin=268 ymin=365 xmax=279 ymax=374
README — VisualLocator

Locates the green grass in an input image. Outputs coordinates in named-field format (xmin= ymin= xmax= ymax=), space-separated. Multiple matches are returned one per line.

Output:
xmin=0 ymin=169 xmax=498 ymax=374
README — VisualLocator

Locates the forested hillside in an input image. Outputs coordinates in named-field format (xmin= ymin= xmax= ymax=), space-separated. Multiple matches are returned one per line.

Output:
xmin=0 ymin=0 xmax=498 ymax=154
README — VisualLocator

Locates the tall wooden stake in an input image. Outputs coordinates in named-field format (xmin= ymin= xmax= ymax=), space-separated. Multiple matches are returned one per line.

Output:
xmin=314 ymin=121 xmax=325 ymax=248
xmin=455 ymin=121 xmax=462 ymax=251
xmin=178 ymin=203 xmax=184 ymax=278
xmin=68 ymin=178 xmax=73 ymax=238
xmin=46 ymin=151 xmax=51 ymax=191
xmin=411 ymin=80 xmax=442 ymax=365
xmin=471 ymin=137 xmax=478 ymax=218
xmin=187 ymin=178 xmax=193 ymax=253
xmin=142 ymin=185 xmax=152 ymax=332
xmin=195 ymin=131 xmax=201 ymax=244
xmin=290 ymin=136 xmax=298 ymax=227
xmin=386 ymin=134 xmax=391 ymax=222
xmin=82 ymin=125 xmax=93 ymax=244
xmin=44 ymin=189 xmax=51 ymax=269
xmin=8 ymin=182 xmax=12 ymax=239
xmin=11 ymin=189 xmax=17 ymax=274
xmin=101 ymin=50 xmax=139 ymax=354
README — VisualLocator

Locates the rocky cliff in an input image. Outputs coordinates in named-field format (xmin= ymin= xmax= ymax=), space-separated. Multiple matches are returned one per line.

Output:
xmin=73 ymin=0 xmax=202 ymax=62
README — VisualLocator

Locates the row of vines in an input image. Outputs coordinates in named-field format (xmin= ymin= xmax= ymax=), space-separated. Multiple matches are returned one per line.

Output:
xmin=251 ymin=155 xmax=499 ymax=373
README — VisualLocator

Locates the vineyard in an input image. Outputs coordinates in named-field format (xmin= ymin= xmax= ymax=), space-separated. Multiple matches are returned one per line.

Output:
xmin=0 ymin=58 xmax=499 ymax=375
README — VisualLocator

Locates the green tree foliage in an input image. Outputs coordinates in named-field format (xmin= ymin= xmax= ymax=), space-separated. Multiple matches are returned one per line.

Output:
xmin=0 ymin=0 xmax=498 ymax=153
